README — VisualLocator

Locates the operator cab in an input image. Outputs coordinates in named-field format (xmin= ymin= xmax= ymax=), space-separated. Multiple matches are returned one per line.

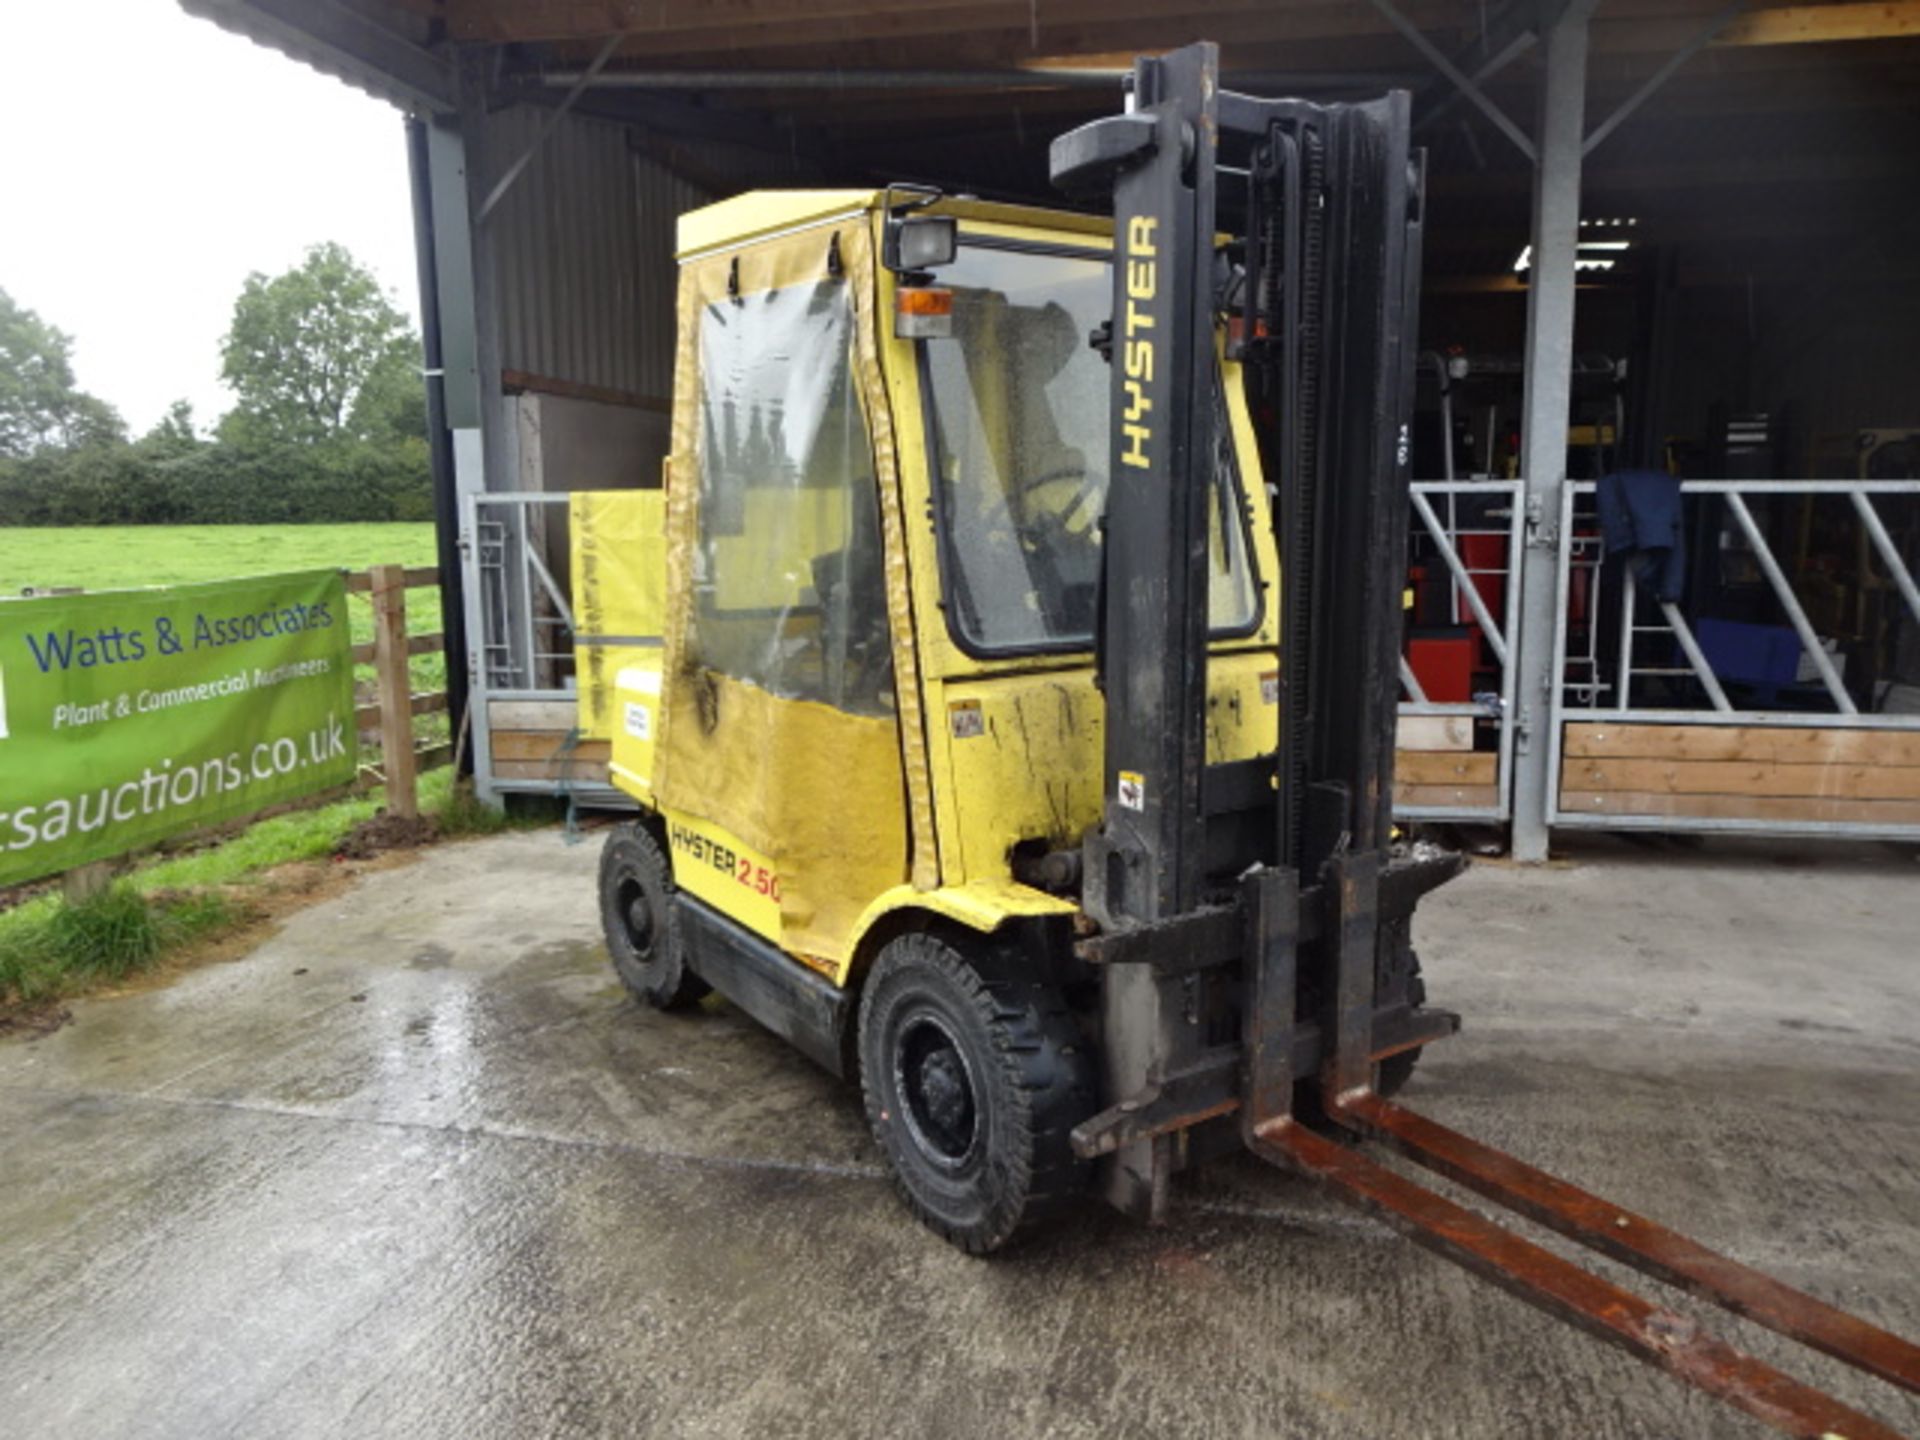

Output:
xmin=611 ymin=187 xmax=1283 ymax=987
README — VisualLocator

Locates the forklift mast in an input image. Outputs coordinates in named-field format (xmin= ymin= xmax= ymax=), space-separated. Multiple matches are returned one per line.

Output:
xmin=1049 ymin=47 xmax=1920 ymax=1438
xmin=1053 ymin=42 xmax=1449 ymax=1217
xmin=1058 ymin=44 xmax=1420 ymax=914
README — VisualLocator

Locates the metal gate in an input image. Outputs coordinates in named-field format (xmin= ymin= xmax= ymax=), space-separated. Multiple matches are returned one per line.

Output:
xmin=1395 ymin=479 xmax=1524 ymax=824
xmin=461 ymin=491 xmax=625 ymax=805
xmin=1546 ymin=479 xmax=1920 ymax=840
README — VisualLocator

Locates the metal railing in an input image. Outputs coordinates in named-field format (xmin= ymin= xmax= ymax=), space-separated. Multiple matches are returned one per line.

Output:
xmin=1546 ymin=478 xmax=1920 ymax=839
xmin=469 ymin=492 xmax=577 ymax=692
xmin=1395 ymin=479 xmax=1524 ymax=823
xmin=461 ymin=492 xmax=624 ymax=802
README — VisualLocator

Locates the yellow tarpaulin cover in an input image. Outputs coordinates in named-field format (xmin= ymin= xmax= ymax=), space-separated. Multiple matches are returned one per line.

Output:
xmin=570 ymin=489 xmax=665 ymax=742
xmin=654 ymin=220 xmax=910 ymax=964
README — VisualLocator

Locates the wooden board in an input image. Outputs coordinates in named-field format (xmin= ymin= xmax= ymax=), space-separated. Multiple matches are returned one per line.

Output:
xmin=1397 ymin=750 xmax=1497 ymax=786
xmin=355 ymin=691 xmax=450 ymax=733
xmin=1559 ymin=790 xmax=1920 ymax=827
xmin=1563 ymin=756 xmax=1920 ymax=801
xmin=1396 ymin=715 xmax=1473 ymax=752
xmin=1717 ymin=2 xmax=1920 ymax=49
xmin=502 ymin=368 xmax=671 ymax=415
xmin=490 ymin=730 xmax=611 ymax=764
xmin=492 ymin=758 xmax=613 ymax=784
xmin=351 ymin=633 xmax=443 ymax=665
xmin=1395 ymin=783 xmax=1501 ymax=811
xmin=488 ymin=699 xmax=582 ymax=730
xmin=1565 ymin=722 xmax=1920 ymax=767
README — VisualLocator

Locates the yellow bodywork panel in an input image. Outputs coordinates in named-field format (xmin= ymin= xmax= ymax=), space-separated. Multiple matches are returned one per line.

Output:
xmin=657 ymin=805 xmax=784 ymax=948
xmin=675 ymin=190 xmax=1107 ymax=262
xmin=931 ymin=653 xmax=1277 ymax=887
xmin=570 ymin=489 xmax=664 ymax=742
xmin=659 ymin=670 xmax=906 ymax=966
xmin=607 ymin=662 xmax=662 ymax=806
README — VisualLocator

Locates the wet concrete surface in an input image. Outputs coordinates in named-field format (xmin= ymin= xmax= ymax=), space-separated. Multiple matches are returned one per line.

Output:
xmin=2 ymin=831 xmax=1917 ymax=1439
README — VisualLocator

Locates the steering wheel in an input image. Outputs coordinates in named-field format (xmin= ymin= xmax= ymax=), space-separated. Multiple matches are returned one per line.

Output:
xmin=972 ymin=466 xmax=1103 ymax=549
xmin=1011 ymin=465 xmax=1105 ymax=540
xmin=968 ymin=466 xmax=1105 ymax=632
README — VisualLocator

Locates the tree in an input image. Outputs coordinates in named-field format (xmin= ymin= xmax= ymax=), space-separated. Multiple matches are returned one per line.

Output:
xmin=348 ymin=333 xmax=428 ymax=446
xmin=142 ymin=399 xmax=200 ymax=451
xmin=0 ymin=287 xmax=126 ymax=456
xmin=60 ymin=392 xmax=128 ymax=451
xmin=0 ymin=248 xmax=432 ymax=527
xmin=220 ymin=242 xmax=421 ymax=447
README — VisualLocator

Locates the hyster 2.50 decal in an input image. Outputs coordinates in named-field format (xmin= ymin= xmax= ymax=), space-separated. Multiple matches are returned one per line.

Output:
xmin=668 ymin=822 xmax=782 ymax=903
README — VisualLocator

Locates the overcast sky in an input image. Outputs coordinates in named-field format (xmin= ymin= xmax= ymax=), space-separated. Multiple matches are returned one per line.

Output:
xmin=0 ymin=1 xmax=421 ymax=435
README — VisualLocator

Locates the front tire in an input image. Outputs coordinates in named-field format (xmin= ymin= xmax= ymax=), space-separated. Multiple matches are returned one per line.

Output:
xmin=858 ymin=933 xmax=1092 ymax=1254
xmin=599 ymin=822 xmax=707 ymax=1010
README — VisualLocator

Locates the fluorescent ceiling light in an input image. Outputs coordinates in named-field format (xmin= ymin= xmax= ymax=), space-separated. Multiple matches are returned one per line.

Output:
xmin=1512 ymin=218 xmax=1639 ymax=274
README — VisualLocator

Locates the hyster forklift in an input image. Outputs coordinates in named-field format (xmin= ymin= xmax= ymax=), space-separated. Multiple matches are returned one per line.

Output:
xmin=589 ymin=43 xmax=1919 ymax=1436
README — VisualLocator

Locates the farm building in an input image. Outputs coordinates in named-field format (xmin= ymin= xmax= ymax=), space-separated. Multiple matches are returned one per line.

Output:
xmin=180 ymin=0 xmax=1920 ymax=856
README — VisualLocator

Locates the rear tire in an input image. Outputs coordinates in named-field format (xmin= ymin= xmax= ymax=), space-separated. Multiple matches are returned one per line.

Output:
xmin=599 ymin=822 xmax=708 ymax=1010
xmin=858 ymin=933 xmax=1092 ymax=1254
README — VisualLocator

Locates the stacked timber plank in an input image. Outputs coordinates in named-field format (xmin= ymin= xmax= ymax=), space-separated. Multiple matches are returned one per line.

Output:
xmin=1395 ymin=715 xmax=1497 ymax=810
xmin=488 ymin=699 xmax=611 ymax=784
xmin=1560 ymin=722 xmax=1920 ymax=826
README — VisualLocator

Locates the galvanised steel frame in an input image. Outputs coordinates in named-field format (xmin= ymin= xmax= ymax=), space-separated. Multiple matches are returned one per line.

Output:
xmin=461 ymin=489 xmax=626 ymax=805
xmin=1545 ymin=478 xmax=1920 ymax=841
xmin=1396 ymin=479 xmax=1524 ymax=824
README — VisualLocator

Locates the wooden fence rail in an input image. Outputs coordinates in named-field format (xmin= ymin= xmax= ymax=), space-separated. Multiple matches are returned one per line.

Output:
xmin=348 ymin=563 xmax=451 ymax=820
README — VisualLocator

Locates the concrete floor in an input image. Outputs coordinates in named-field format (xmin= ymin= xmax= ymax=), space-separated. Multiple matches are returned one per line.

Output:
xmin=2 ymin=830 xmax=1917 ymax=1440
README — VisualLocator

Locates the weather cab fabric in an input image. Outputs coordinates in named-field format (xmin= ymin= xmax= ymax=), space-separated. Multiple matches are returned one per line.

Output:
xmin=655 ymin=234 xmax=908 ymax=968
xmin=570 ymin=489 xmax=665 ymax=744
xmin=692 ymin=280 xmax=894 ymax=716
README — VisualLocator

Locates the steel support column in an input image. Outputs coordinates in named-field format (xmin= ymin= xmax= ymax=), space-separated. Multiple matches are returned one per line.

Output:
xmin=407 ymin=115 xmax=474 ymax=774
xmin=438 ymin=58 xmax=501 ymax=801
xmin=1509 ymin=3 xmax=1597 ymax=862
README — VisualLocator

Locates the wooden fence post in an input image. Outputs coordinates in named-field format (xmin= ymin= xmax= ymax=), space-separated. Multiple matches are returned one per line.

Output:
xmin=370 ymin=564 xmax=419 ymax=819
xmin=63 ymin=860 xmax=119 ymax=903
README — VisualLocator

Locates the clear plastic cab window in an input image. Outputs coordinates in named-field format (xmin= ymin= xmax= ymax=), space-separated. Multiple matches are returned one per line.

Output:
xmin=694 ymin=277 xmax=894 ymax=717
xmin=919 ymin=242 xmax=1259 ymax=656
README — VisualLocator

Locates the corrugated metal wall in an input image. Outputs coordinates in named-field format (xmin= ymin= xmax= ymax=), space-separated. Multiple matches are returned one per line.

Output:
xmin=474 ymin=104 xmax=709 ymax=405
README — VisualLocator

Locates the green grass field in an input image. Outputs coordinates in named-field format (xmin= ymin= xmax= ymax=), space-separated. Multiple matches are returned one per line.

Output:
xmin=0 ymin=524 xmax=494 ymax=1013
xmin=0 ymin=522 xmax=438 ymax=593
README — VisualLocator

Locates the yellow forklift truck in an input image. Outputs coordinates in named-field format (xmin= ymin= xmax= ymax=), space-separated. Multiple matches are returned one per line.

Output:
xmin=586 ymin=44 xmax=1920 ymax=1436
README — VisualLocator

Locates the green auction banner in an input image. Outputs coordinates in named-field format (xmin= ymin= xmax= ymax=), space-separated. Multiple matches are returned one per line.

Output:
xmin=0 ymin=570 xmax=356 ymax=886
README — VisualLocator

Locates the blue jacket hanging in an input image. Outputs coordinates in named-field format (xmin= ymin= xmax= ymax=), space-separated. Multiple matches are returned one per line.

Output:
xmin=1597 ymin=469 xmax=1686 ymax=603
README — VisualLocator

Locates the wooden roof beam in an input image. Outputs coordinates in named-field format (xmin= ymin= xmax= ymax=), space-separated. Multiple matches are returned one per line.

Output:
xmin=448 ymin=0 xmax=1465 ymax=54
xmin=1714 ymin=1 xmax=1920 ymax=47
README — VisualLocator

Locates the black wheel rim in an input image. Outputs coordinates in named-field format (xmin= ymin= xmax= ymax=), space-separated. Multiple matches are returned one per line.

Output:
xmin=614 ymin=873 xmax=655 ymax=958
xmin=894 ymin=1011 xmax=979 ymax=1169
